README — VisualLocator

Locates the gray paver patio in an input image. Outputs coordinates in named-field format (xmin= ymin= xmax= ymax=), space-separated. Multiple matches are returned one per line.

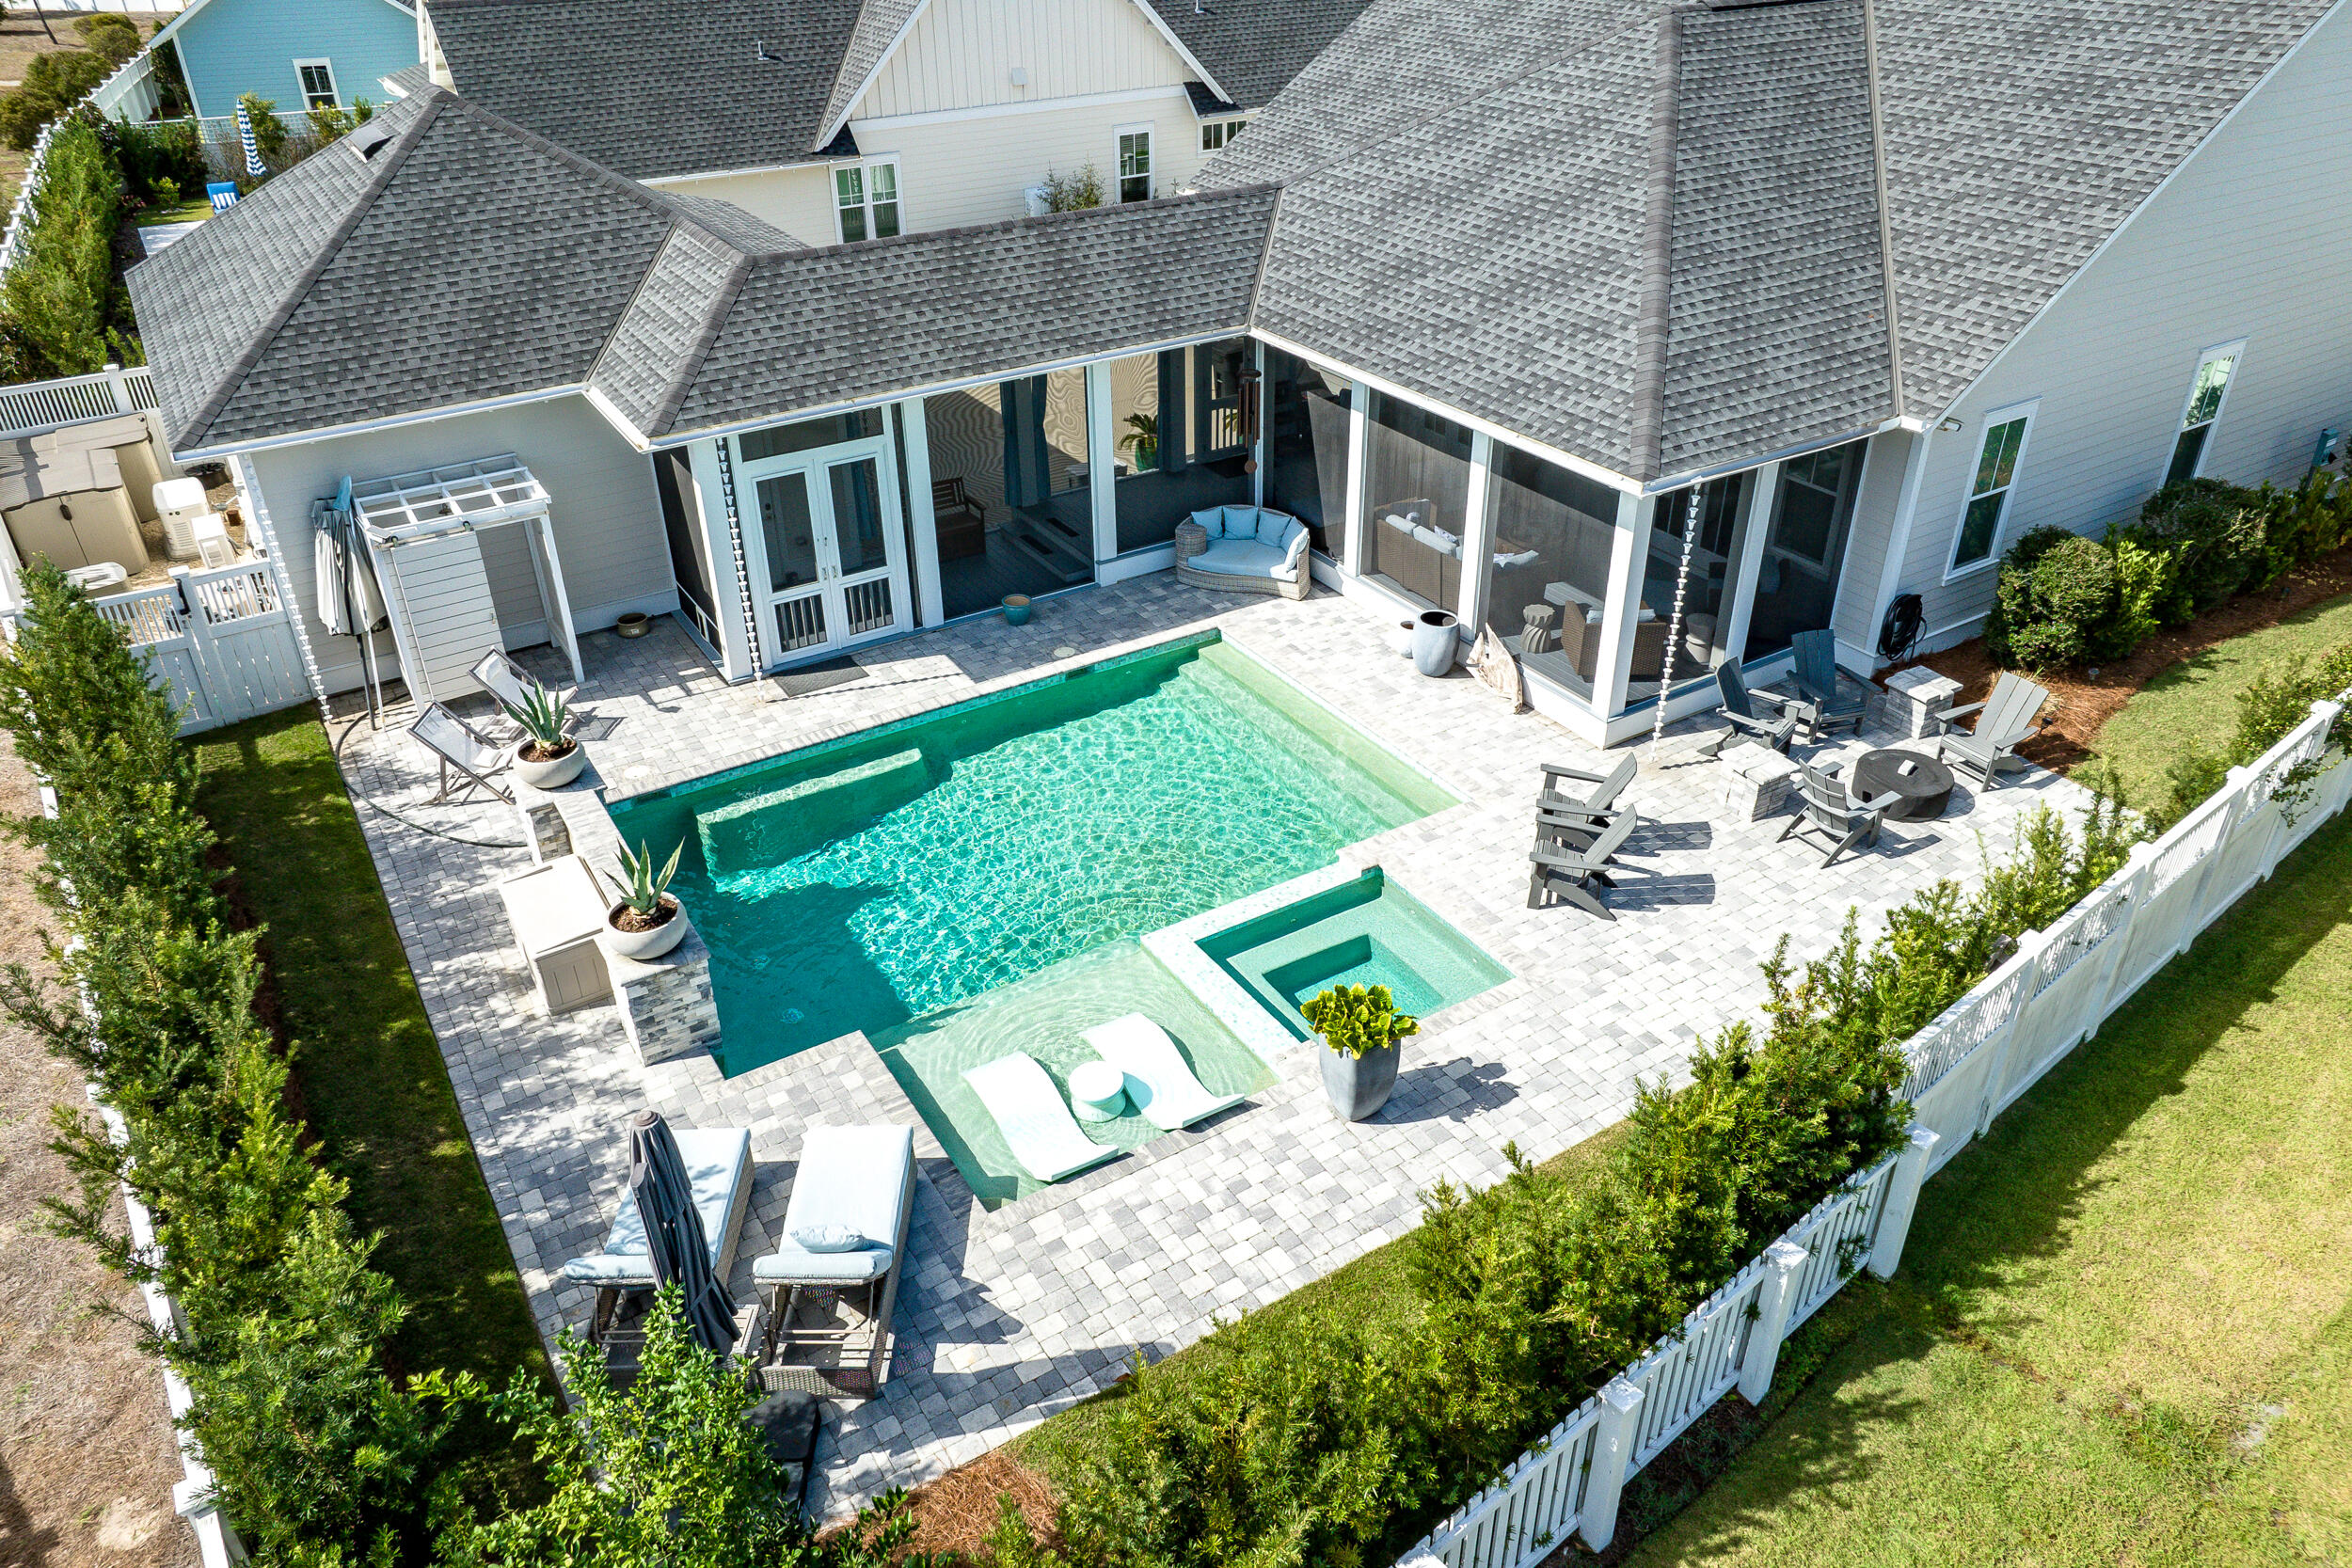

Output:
xmin=325 ymin=571 xmax=2090 ymax=1520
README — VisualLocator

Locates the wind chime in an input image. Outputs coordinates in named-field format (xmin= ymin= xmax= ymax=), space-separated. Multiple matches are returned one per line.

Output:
xmin=1647 ymin=483 xmax=1706 ymax=758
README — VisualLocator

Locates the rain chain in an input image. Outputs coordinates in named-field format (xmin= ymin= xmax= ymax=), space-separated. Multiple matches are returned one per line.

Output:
xmin=1647 ymin=483 xmax=1705 ymax=758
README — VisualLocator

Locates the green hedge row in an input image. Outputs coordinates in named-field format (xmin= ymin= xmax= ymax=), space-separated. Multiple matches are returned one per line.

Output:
xmin=1986 ymin=474 xmax=2352 ymax=673
xmin=1011 ymin=800 xmax=2137 ymax=1568
xmin=0 ymin=115 xmax=137 ymax=382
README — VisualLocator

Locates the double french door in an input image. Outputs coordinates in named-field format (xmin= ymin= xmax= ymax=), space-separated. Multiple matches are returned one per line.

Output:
xmin=743 ymin=436 xmax=912 ymax=665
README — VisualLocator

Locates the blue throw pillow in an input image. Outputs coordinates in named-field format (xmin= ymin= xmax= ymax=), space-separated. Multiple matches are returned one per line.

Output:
xmin=1253 ymin=508 xmax=1292 ymax=549
xmin=1190 ymin=507 xmax=1227 ymax=540
xmin=1222 ymin=505 xmax=1260 ymax=540
xmin=791 ymin=1223 xmax=868 ymax=1253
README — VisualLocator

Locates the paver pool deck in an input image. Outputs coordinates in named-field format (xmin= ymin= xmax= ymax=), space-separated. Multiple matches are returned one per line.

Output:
xmin=327 ymin=573 xmax=2089 ymax=1519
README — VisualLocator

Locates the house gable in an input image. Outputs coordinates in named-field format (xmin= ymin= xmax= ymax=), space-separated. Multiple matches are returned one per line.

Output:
xmin=845 ymin=0 xmax=1204 ymax=126
xmin=156 ymin=0 xmax=420 ymax=119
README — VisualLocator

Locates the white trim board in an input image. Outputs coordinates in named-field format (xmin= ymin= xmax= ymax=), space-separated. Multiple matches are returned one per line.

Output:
xmin=849 ymin=83 xmax=1191 ymax=133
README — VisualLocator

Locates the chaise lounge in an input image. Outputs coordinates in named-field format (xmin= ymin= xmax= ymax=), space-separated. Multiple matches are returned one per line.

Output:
xmin=963 ymin=1053 xmax=1119 ymax=1181
xmin=1081 ymin=1014 xmax=1248 ymax=1131
xmin=752 ymin=1123 xmax=914 ymax=1400
xmin=1173 ymin=505 xmax=1311 ymax=600
xmin=561 ymin=1126 xmax=755 ymax=1352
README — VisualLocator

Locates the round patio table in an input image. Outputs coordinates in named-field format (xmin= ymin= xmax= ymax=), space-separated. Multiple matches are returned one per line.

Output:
xmin=1852 ymin=748 xmax=1956 ymax=821
xmin=1068 ymin=1060 xmax=1129 ymax=1123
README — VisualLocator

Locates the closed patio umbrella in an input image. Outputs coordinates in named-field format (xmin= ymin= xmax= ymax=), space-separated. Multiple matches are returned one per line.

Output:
xmin=627 ymin=1110 xmax=739 ymax=1354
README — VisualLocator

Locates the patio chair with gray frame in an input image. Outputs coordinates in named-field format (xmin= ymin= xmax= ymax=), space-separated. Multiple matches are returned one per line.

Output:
xmin=1528 ymin=805 xmax=1641 ymax=917
xmin=1931 ymin=671 xmax=2050 ymax=787
xmin=409 ymin=702 xmax=513 ymax=805
xmin=1534 ymin=753 xmax=1638 ymax=827
xmin=1778 ymin=759 xmax=1897 ymax=867
xmin=1695 ymin=660 xmax=1803 ymax=759
xmin=1788 ymin=630 xmax=1868 ymax=742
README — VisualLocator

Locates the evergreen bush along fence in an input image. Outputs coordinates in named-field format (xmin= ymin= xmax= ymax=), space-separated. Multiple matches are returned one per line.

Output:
xmin=1377 ymin=682 xmax=2352 ymax=1568
xmin=1985 ymin=471 xmax=2352 ymax=676
xmin=0 ymin=562 xmax=926 ymax=1568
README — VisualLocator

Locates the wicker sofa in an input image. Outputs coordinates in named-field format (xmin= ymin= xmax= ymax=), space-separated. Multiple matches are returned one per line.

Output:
xmin=1172 ymin=505 xmax=1311 ymax=600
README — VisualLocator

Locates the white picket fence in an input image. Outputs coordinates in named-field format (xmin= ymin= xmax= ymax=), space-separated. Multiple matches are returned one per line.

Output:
xmin=88 ymin=561 xmax=312 ymax=735
xmin=0 ymin=362 xmax=156 ymax=437
xmin=1399 ymin=689 xmax=2352 ymax=1568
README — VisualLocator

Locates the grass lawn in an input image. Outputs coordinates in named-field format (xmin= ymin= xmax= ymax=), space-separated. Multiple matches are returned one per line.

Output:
xmin=2087 ymin=588 xmax=2352 ymax=807
xmin=191 ymin=709 xmax=552 ymax=1479
xmin=1013 ymin=1120 xmax=1633 ymax=1486
xmin=135 ymin=200 xmax=213 ymax=227
xmin=1620 ymin=808 xmax=2352 ymax=1566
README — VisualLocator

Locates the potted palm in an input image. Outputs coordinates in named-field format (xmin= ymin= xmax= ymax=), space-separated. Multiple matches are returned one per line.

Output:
xmin=600 ymin=838 xmax=689 ymax=961
xmin=1301 ymin=983 xmax=1419 ymax=1121
xmin=504 ymin=685 xmax=587 ymax=789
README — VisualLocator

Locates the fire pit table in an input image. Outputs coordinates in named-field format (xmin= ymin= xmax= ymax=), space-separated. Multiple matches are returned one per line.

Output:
xmin=1852 ymin=748 xmax=1957 ymax=822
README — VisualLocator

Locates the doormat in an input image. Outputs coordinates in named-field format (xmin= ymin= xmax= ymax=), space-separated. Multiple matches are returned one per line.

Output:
xmin=773 ymin=657 xmax=869 ymax=698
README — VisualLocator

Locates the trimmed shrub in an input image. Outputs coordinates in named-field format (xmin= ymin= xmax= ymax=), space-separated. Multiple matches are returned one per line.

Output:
xmin=2123 ymin=477 xmax=2269 ymax=614
xmin=73 ymin=12 xmax=142 ymax=68
xmin=0 ymin=117 xmax=131 ymax=378
xmin=109 ymin=116 xmax=208 ymax=208
xmin=0 ymin=49 xmax=110 ymax=150
xmin=1985 ymin=526 xmax=2099 ymax=670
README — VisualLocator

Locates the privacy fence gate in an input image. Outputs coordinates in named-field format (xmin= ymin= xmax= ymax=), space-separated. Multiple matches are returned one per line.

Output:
xmin=87 ymin=561 xmax=312 ymax=735
xmin=1398 ymin=689 xmax=2352 ymax=1568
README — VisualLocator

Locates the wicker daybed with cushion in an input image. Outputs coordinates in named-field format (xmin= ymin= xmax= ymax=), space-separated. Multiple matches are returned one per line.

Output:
xmin=1173 ymin=505 xmax=1311 ymax=600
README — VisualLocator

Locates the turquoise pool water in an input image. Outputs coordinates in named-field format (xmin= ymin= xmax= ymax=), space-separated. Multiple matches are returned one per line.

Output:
xmin=609 ymin=636 xmax=1453 ymax=1078
xmin=1201 ymin=867 xmax=1511 ymax=1039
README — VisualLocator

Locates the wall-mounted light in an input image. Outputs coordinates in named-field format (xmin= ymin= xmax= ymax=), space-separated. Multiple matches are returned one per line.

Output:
xmin=1937 ymin=417 xmax=1963 ymax=433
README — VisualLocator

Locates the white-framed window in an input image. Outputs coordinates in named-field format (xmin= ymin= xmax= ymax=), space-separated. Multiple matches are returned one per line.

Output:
xmin=2163 ymin=340 xmax=2244 ymax=489
xmin=834 ymin=158 xmax=900 ymax=244
xmin=1200 ymin=118 xmax=1244 ymax=152
xmin=1116 ymin=124 xmax=1152 ymax=203
xmin=1947 ymin=400 xmax=2037 ymax=578
xmin=294 ymin=59 xmax=339 ymax=111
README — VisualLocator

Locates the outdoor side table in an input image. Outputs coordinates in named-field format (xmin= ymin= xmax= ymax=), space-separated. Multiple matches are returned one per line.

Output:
xmin=496 ymin=854 xmax=613 ymax=1014
xmin=1068 ymin=1059 xmax=1128 ymax=1122
xmin=1852 ymin=748 xmax=1957 ymax=822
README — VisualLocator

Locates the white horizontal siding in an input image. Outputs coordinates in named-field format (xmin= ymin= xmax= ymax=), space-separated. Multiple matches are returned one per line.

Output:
xmin=1901 ymin=3 xmax=2352 ymax=650
xmin=856 ymin=0 xmax=1190 ymax=120
xmin=647 ymin=166 xmax=836 ymax=247
xmin=244 ymin=395 xmax=674 ymax=694
xmin=856 ymin=90 xmax=1209 ymax=232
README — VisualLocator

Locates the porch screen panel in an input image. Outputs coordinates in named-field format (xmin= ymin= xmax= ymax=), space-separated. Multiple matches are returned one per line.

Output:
xmin=1263 ymin=349 xmax=1351 ymax=558
xmin=1744 ymin=438 xmax=1865 ymax=660
xmin=923 ymin=371 xmax=1092 ymax=621
xmin=654 ymin=448 xmax=721 ymax=649
xmin=1480 ymin=444 xmax=1619 ymax=701
xmin=1106 ymin=342 xmax=1252 ymax=553
xmin=1361 ymin=391 xmax=1473 ymax=615
xmin=1630 ymin=469 xmax=1752 ymax=705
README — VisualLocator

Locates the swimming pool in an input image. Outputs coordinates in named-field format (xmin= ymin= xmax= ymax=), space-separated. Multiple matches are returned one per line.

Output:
xmin=608 ymin=635 xmax=1454 ymax=1079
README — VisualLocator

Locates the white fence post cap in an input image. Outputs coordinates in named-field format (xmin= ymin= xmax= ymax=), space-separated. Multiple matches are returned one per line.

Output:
xmin=1764 ymin=1239 xmax=1808 ymax=1271
xmin=1907 ymin=1124 xmax=1940 ymax=1154
xmin=1601 ymin=1374 xmax=1645 ymax=1413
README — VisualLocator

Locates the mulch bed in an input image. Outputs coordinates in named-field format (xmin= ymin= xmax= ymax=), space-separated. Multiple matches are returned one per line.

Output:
xmin=1885 ymin=540 xmax=2352 ymax=776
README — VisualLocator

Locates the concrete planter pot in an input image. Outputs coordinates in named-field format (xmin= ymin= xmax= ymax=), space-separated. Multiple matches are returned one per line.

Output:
xmin=602 ymin=896 xmax=688 ymax=962
xmin=1317 ymin=1035 xmax=1403 ymax=1121
xmin=1410 ymin=610 xmax=1459 ymax=676
xmin=511 ymin=737 xmax=587 ymax=789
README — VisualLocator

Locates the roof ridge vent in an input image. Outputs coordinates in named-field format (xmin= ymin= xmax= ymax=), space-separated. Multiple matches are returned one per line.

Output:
xmin=350 ymin=121 xmax=398 ymax=161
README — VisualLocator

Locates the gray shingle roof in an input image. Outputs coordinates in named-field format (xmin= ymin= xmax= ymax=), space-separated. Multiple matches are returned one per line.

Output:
xmin=817 ymin=0 xmax=929 ymax=142
xmin=426 ymin=0 xmax=866 ymax=180
xmin=1212 ymin=0 xmax=2334 ymax=482
xmin=602 ymin=187 xmax=1279 ymax=441
xmin=1149 ymin=0 xmax=1378 ymax=110
xmin=128 ymin=87 xmax=800 ymax=452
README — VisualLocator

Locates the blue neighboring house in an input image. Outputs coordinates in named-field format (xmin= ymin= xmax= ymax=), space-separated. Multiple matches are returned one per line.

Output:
xmin=152 ymin=0 xmax=420 ymax=120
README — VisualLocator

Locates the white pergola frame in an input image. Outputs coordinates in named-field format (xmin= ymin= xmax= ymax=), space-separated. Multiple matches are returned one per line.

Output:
xmin=350 ymin=454 xmax=585 ymax=698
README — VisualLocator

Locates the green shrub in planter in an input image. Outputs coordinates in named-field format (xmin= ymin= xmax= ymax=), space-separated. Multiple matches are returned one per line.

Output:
xmin=1300 ymin=982 xmax=1419 ymax=1057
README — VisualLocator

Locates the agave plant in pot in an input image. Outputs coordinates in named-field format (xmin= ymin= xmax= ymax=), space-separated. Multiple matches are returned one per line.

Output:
xmin=1300 ymin=983 xmax=1419 ymax=1122
xmin=503 ymin=684 xmax=587 ymax=788
xmin=600 ymin=838 xmax=690 ymax=961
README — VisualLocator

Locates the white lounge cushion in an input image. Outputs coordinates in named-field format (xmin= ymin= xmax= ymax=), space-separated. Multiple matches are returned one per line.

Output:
xmin=963 ymin=1054 xmax=1117 ymax=1182
xmin=1082 ymin=1014 xmax=1248 ymax=1131
xmin=1279 ymin=521 xmax=1311 ymax=573
xmin=752 ymin=1123 xmax=913 ymax=1286
xmin=561 ymin=1127 xmax=751 ymax=1285
xmin=1191 ymin=540 xmax=1289 ymax=578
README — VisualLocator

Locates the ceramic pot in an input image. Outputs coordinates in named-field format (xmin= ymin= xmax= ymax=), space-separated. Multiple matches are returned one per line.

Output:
xmin=1318 ymin=1035 xmax=1403 ymax=1121
xmin=1003 ymin=594 xmax=1033 ymax=626
xmin=1410 ymin=610 xmax=1459 ymax=677
xmin=602 ymin=897 xmax=688 ymax=962
xmin=616 ymin=610 xmax=652 ymax=639
xmin=511 ymin=737 xmax=587 ymax=789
